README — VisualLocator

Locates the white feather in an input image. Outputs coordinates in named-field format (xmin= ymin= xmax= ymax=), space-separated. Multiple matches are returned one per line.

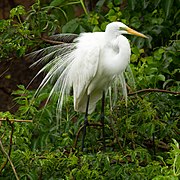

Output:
xmin=29 ymin=22 xmax=147 ymax=118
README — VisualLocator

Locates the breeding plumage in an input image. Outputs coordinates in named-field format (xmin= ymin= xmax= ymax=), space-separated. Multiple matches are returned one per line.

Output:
xmin=30 ymin=22 xmax=147 ymax=150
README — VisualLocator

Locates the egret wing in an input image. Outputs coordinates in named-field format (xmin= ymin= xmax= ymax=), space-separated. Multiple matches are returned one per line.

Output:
xmin=50 ymin=33 xmax=79 ymax=43
xmin=27 ymin=41 xmax=76 ymax=120
xmin=68 ymin=33 xmax=101 ymax=112
xmin=28 ymin=33 xmax=101 ymax=116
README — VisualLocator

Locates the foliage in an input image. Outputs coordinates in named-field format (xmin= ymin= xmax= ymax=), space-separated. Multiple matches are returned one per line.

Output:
xmin=0 ymin=122 xmax=180 ymax=179
xmin=0 ymin=0 xmax=87 ymax=60
xmin=0 ymin=0 xmax=179 ymax=179
xmin=130 ymin=39 xmax=180 ymax=90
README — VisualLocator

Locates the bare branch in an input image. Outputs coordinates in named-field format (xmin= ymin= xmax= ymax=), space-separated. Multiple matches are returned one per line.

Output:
xmin=73 ymin=124 xmax=84 ymax=148
xmin=0 ymin=118 xmax=15 ymax=175
xmin=0 ymin=119 xmax=33 ymax=123
xmin=128 ymin=88 xmax=180 ymax=96
xmin=0 ymin=139 xmax=19 ymax=180
xmin=0 ymin=68 xmax=9 ymax=78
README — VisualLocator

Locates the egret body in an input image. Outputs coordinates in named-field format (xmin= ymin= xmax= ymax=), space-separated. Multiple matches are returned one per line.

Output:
xmin=31 ymin=22 xmax=147 ymax=150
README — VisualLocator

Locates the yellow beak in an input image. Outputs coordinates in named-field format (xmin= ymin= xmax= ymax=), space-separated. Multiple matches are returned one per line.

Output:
xmin=127 ymin=27 xmax=148 ymax=38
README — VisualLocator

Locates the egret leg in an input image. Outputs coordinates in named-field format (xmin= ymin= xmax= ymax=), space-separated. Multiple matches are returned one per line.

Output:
xmin=82 ymin=95 xmax=90 ymax=151
xmin=101 ymin=91 xmax=106 ymax=151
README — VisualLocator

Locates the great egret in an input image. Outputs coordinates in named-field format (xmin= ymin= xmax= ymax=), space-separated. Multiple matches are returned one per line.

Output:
xmin=30 ymin=22 xmax=147 ymax=150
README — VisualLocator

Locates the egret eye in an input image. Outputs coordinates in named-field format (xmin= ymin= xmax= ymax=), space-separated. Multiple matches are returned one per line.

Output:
xmin=119 ymin=27 xmax=126 ymax=31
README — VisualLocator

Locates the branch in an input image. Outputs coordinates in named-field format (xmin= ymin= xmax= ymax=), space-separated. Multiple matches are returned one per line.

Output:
xmin=0 ymin=119 xmax=33 ymax=123
xmin=128 ymin=88 xmax=180 ymax=96
xmin=73 ymin=124 xmax=84 ymax=148
xmin=0 ymin=68 xmax=9 ymax=78
xmin=0 ymin=118 xmax=15 ymax=175
xmin=0 ymin=139 xmax=19 ymax=180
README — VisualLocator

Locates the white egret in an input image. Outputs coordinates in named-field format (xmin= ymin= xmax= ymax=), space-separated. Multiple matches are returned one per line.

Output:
xmin=30 ymin=22 xmax=147 ymax=150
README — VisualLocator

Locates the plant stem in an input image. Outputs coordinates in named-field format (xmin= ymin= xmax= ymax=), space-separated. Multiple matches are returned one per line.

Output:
xmin=80 ymin=0 xmax=88 ymax=15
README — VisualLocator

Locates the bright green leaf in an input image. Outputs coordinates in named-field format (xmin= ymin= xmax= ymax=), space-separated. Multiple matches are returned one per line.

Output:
xmin=157 ymin=74 xmax=166 ymax=81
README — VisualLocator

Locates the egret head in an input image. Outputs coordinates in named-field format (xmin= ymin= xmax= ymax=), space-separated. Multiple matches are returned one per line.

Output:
xmin=106 ymin=22 xmax=148 ymax=38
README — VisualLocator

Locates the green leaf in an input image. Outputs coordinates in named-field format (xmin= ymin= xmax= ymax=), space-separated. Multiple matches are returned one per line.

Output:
xmin=62 ymin=18 xmax=79 ymax=33
xmin=50 ymin=0 xmax=66 ymax=6
xmin=163 ymin=0 xmax=174 ymax=19
xmin=95 ymin=0 xmax=106 ymax=11
xmin=153 ymin=175 xmax=179 ymax=180
xmin=154 ymin=0 xmax=162 ymax=8
xmin=142 ymin=0 xmax=148 ymax=9
xmin=146 ymin=56 xmax=154 ymax=64
xmin=93 ymin=25 xmax=101 ymax=32
xmin=154 ymin=48 xmax=165 ymax=60
xmin=132 ymin=46 xmax=140 ymax=55
xmin=131 ymin=54 xmax=138 ymax=62
xmin=128 ymin=0 xmax=136 ymax=10
xmin=130 ymin=16 xmax=141 ymax=29
xmin=157 ymin=74 xmax=165 ymax=81
xmin=148 ymin=67 xmax=158 ymax=74
xmin=172 ymin=139 xmax=179 ymax=148
xmin=10 ymin=5 xmax=26 ymax=18
xmin=163 ymin=79 xmax=174 ymax=89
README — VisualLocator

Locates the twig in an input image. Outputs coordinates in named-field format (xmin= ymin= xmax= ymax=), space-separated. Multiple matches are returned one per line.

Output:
xmin=0 ymin=68 xmax=9 ymax=78
xmin=0 ymin=118 xmax=15 ymax=175
xmin=0 ymin=139 xmax=19 ymax=180
xmin=0 ymin=118 xmax=14 ymax=174
xmin=0 ymin=119 xmax=33 ymax=123
xmin=73 ymin=125 xmax=84 ymax=148
xmin=128 ymin=88 xmax=180 ymax=96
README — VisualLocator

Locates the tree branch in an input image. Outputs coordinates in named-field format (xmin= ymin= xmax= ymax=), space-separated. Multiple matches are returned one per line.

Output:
xmin=0 ymin=118 xmax=15 ymax=175
xmin=0 ymin=139 xmax=19 ymax=180
xmin=0 ymin=119 xmax=33 ymax=123
xmin=0 ymin=118 xmax=14 ymax=174
xmin=128 ymin=88 xmax=180 ymax=96
xmin=0 ymin=68 xmax=9 ymax=78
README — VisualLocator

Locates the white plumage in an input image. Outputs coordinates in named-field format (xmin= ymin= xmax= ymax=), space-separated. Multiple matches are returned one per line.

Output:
xmin=30 ymin=22 xmax=147 ymax=116
xmin=70 ymin=31 xmax=130 ymax=113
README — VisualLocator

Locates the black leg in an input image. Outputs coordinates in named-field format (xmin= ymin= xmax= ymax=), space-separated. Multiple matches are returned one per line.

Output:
xmin=101 ymin=91 xmax=106 ymax=151
xmin=82 ymin=95 xmax=90 ymax=151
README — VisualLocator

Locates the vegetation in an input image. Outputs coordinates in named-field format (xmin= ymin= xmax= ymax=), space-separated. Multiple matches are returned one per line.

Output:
xmin=0 ymin=0 xmax=179 ymax=179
